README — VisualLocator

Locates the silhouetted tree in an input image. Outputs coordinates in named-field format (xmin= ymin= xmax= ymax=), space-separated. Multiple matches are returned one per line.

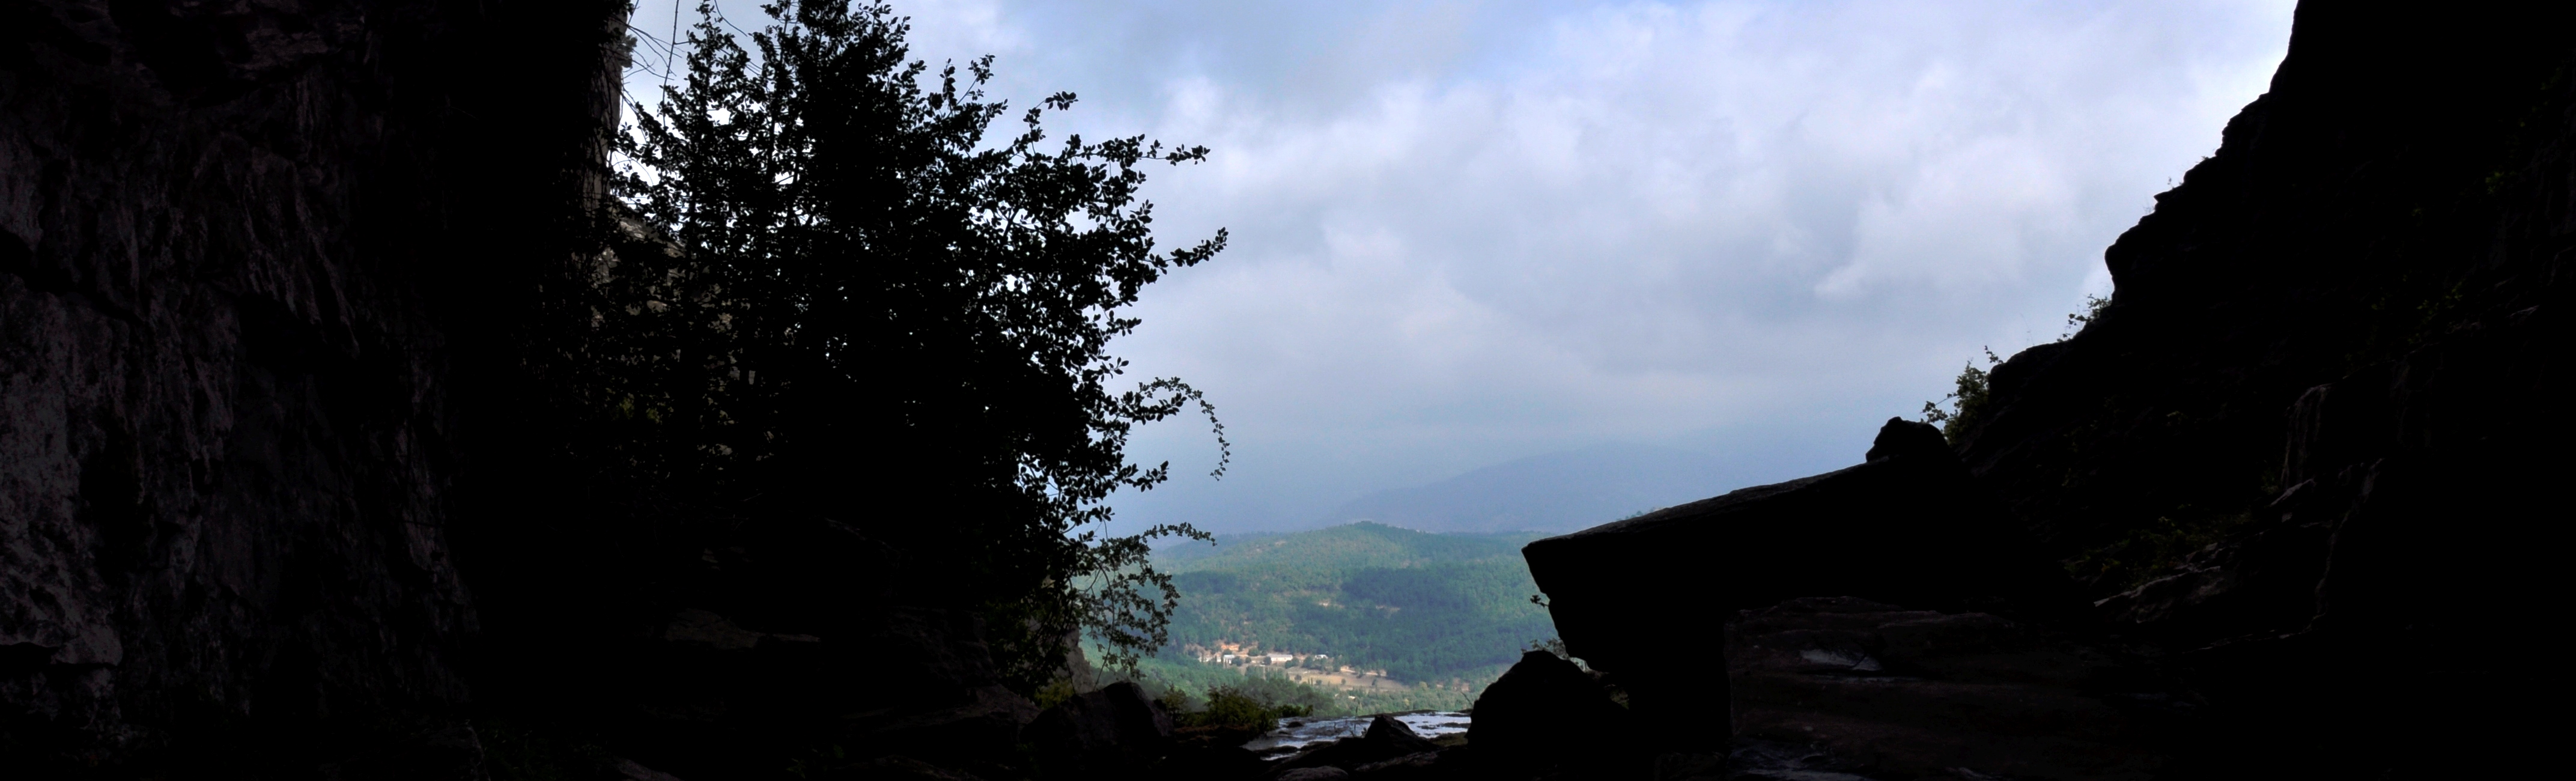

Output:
xmin=583 ymin=0 xmax=1227 ymax=685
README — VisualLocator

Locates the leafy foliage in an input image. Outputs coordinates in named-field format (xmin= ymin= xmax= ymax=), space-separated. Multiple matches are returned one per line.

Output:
xmin=1919 ymin=347 xmax=2000 ymax=443
xmin=1176 ymin=686 xmax=1315 ymax=732
xmin=588 ymin=0 xmax=1227 ymax=686
xmin=2062 ymin=293 xmax=2111 ymax=338
xmin=1921 ymin=295 xmax=2110 ymax=445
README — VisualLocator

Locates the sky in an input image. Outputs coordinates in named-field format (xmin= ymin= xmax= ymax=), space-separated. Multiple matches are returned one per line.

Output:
xmin=624 ymin=0 xmax=2298 ymax=533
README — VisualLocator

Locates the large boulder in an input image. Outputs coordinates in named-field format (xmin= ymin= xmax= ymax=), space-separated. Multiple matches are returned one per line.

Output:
xmin=1027 ymin=681 xmax=1173 ymax=778
xmin=1361 ymin=714 xmax=1439 ymax=756
xmin=1522 ymin=419 xmax=2062 ymax=749
xmin=827 ymin=609 xmax=1042 ymax=771
xmin=1465 ymin=651 xmax=1631 ymax=776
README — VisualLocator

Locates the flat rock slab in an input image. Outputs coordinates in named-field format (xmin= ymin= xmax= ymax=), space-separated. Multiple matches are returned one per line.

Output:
xmin=1522 ymin=419 xmax=2066 ymax=748
xmin=1725 ymin=598 xmax=2174 ymax=781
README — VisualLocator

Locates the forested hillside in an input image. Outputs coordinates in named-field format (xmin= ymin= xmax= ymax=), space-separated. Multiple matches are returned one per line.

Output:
xmin=1153 ymin=523 xmax=1555 ymax=685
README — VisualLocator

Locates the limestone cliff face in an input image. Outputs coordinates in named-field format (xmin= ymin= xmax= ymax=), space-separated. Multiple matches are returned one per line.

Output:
xmin=0 ymin=0 xmax=622 ymax=769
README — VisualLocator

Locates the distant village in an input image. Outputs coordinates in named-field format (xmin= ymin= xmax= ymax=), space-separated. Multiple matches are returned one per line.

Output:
xmin=1180 ymin=641 xmax=1415 ymax=693
xmin=1184 ymin=640 xmax=1357 ymax=671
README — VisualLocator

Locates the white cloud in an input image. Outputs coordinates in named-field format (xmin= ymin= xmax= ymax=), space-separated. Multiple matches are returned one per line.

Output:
xmin=625 ymin=0 xmax=2298 ymax=531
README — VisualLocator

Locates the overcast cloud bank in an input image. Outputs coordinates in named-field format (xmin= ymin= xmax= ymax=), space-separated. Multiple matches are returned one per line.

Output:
xmin=627 ymin=1 xmax=2298 ymax=532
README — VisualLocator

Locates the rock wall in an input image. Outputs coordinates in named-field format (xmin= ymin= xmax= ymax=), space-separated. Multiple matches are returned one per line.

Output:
xmin=1956 ymin=2 xmax=2575 ymax=598
xmin=1949 ymin=2 xmax=2572 ymax=776
xmin=0 ymin=1 xmax=624 ymax=772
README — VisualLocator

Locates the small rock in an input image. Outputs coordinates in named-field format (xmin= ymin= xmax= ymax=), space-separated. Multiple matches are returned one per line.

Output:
xmin=1268 ymin=714 xmax=1444 ymax=776
xmin=1362 ymin=714 xmax=1439 ymax=756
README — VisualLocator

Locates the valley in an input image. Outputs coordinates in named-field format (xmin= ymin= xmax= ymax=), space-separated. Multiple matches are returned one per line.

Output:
xmin=1130 ymin=522 xmax=1557 ymax=711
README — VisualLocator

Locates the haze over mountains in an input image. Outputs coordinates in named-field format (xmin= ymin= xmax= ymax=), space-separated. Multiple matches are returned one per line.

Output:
xmin=1317 ymin=441 xmax=1840 ymax=534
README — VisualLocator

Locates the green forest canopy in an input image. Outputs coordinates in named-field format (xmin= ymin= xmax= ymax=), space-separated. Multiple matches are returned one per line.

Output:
xmin=1151 ymin=522 xmax=1555 ymax=685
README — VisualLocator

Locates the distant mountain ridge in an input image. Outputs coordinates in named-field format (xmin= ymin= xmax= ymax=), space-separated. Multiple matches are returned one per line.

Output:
xmin=1318 ymin=442 xmax=1779 ymax=533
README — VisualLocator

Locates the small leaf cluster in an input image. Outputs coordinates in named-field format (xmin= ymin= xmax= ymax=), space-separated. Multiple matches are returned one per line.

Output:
xmin=1919 ymin=346 xmax=2000 ymax=443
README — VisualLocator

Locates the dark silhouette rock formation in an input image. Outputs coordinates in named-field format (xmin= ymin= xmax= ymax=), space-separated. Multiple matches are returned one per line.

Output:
xmin=1528 ymin=2 xmax=2575 ymax=777
xmin=1 ymin=2 xmax=1084 ymax=778
xmin=1948 ymin=2 xmax=2575 ymax=777
xmin=7 ymin=0 xmax=2571 ymax=778
xmin=1523 ymin=419 xmax=2061 ymax=750
xmin=1270 ymin=713 xmax=1442 ymax=777
xmin=1463 ymin=649 xmax=1632 ymax=777
xmin=1028 ymin=680 xmax=1171 ymax=778
xmin=1 ymin=0 xmax=625 ymax=773
xmin=1364 ymin=714 xmax=1438 ymax=750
